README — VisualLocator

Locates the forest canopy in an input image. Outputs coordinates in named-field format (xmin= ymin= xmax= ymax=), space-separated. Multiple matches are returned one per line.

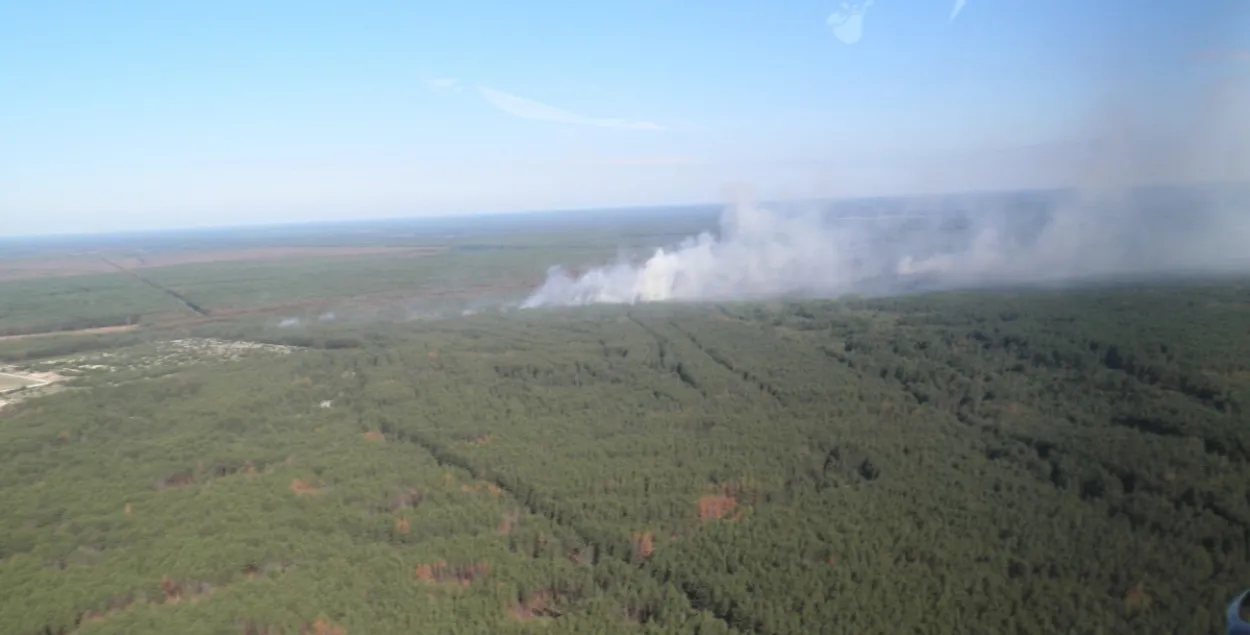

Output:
xmin=2 ymin=276 xmax=1249 ymax=634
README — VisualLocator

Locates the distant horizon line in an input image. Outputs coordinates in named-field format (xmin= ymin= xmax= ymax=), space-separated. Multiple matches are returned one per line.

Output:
xmin=0 ymin=186 xmax=1050 ymax=242
xmin=2 ymin=180 xmax=1243 ymax=242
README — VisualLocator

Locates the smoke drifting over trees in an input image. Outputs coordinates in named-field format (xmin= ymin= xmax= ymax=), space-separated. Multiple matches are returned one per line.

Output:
xmin=522 ymin=185 xmax=1249 ymax=307
xmin=524 ymin=76 xmax=1250 ymax=308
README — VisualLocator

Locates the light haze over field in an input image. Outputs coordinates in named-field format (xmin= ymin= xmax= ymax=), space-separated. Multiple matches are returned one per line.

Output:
xmin=0 ymin=0 xmax=1246 ymax=237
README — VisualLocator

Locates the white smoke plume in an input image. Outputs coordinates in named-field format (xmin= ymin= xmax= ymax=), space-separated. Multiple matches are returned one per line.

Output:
xmin=521 ymin=202 xmax=886 ymax=306
xmin=519 ymin=185 xmax=1249 ymax=308
xmin=521 ymin=72 xmax=1250 ymax=309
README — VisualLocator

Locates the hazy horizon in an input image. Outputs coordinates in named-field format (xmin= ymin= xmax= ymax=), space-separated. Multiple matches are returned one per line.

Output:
xmin=6 ymin=181 xmax=1242 ymax=243
xmin=0 ymin=183 xmax=1088 ymax=241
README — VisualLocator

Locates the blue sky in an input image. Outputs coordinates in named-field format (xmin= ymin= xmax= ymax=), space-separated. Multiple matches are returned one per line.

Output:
xmin=0 ymin=0 xmax=1245 ymax=235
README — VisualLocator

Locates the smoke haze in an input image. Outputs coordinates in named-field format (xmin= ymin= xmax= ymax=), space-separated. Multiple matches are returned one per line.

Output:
xmin=522 ymin=74 xmax=1250 ymax=308
xmin=521 ymin=187 xmax=1248 ymax=308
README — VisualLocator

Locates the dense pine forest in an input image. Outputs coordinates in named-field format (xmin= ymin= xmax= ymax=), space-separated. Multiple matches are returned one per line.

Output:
xmin=3 ymin=275 xmax=1249 ymax=634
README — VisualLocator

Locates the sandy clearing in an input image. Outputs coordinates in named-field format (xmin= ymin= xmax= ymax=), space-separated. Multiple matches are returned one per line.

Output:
xmin=0 ymin=324 xmax=141 ymax=343
xmin=0 ymin=374 xmax=37 ymax=392
xmin=0 ymin=370 xmax=53 ymax=394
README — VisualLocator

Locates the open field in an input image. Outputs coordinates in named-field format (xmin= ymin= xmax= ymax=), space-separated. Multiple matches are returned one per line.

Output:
xmin=0 ymin=273 xmax=188 ymax=337
xmin=2 ymin=198 xmax=1250 ymax=634
xmin=0 ymin=247 xmax=447 ymax=282
xmin=0 ymin=207 xmax=712 ymax=339
xmin=0 ymin=326 xmax=142 ymax=343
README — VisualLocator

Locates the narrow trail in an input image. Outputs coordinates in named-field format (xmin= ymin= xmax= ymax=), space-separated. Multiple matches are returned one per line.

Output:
xmin=666 ymin=319 xmax=785 ymax=404
xmin=99 ymin=257 xmax=211 ymax=316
